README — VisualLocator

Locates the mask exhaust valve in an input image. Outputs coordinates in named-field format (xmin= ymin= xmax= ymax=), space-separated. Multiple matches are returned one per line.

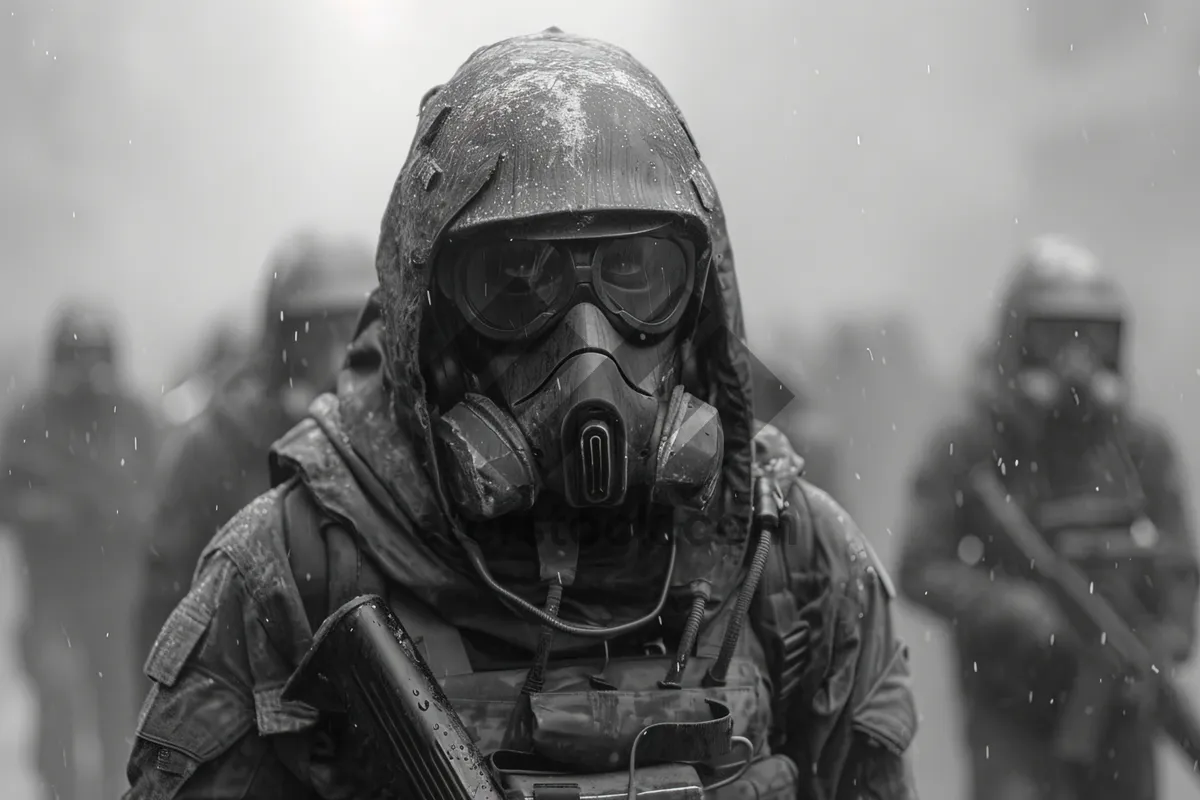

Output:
xmin=579 ymin=419 xmax=613 ymax=504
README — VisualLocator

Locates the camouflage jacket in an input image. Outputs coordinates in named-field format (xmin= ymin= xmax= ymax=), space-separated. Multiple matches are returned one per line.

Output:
xmin=126 ymin=333 xmax=919 ymax=800
xmin=138 ymin=355 xmax=294 ymax=665
xmin=896 ymin=402 xmax=1199 ymax=715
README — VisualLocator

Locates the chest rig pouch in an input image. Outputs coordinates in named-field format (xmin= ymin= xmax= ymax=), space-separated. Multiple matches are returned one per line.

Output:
xmin=426 ymin=603 xmax=771 ymax=798
xmin=283 ymin=429 xmax=807 ymax=799
xmin=284 ymin=589 xmax=770 ymax=799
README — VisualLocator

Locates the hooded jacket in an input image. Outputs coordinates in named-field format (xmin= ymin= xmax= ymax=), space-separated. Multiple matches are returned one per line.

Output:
xmin=126 ymin=31 xmax=917 ymax=800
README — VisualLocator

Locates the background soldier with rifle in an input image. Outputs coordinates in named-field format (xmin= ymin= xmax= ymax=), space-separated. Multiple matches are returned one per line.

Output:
xmin=896 ymin=234 xmax=1200 ymax=800
xmin=136 ymin=231 xmax=376 ymax=674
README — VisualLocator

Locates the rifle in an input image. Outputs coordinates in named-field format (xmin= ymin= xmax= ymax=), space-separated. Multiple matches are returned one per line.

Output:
xmin=283 ymin=595 xmax=506 ymax=800
xmin=969 ymin=465 xmax=1200 ymax=782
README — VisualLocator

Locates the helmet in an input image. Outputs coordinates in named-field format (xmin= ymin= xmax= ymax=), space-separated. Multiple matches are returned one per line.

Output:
xmin=994 ymin=235 xmax=1127 ymax=426
xmin=365 ymin=30 xmax=760 ymax=652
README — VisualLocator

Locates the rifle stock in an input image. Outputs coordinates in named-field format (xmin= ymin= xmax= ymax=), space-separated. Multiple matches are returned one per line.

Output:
xmin=968 ymin=466 xmax=1200 ymax=780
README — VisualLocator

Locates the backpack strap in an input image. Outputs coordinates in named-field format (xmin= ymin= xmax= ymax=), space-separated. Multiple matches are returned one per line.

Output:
xmin=282 ymin=481 xmax=473 ymax=678
xmin=387 ymin=584 xmax=475 ymax=679
xmin=282 ymin=483 xmax=386 ymax=633
xmin=326 ymin=524 xmax=386 ymax=611
xmin=283 ymin=484 xmax=329 ymax=636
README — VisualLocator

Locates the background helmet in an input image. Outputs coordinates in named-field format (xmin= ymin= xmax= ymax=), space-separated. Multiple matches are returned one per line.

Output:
xmin=993 ymin=234 xmax=1128 ymax=423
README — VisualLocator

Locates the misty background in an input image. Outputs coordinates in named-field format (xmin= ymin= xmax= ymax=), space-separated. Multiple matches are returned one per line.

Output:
xmin=3 ymin=0 xmax=1200 ymax=797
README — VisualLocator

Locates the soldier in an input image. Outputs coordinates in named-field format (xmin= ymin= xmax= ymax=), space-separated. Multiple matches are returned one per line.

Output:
xmin=137 ymin=232 xmax=376 ymax=666
xmin=127 ymin=30 xmax=919 ymax=799
xmin=896 ymin=235 xmax=1199 ymax=800
xmin=0 ymin=302 xmax=160 ymax=800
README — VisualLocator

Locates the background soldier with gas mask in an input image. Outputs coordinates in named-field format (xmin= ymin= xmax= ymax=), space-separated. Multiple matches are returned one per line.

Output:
xmin=896 ymin=235 xmax=1199 ymax=800
xmin=126 ymin=30 xmax=919 ymax=799
xmin=0 ymin=303 xmax=160 ymax=800
xmin=137 ymin=232 xmax=375 ymax=668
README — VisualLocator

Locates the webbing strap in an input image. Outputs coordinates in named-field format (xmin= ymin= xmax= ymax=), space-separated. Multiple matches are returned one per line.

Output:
xmin=386 ymin=583 xmax=475 ymax=679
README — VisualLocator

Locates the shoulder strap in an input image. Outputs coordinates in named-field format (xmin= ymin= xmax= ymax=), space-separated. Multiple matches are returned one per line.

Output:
xmin=326 ymin=524 xmax=387 ymax=611
xmin=283 ymin=484 xmax=329 ymax=636
xmin=282 ymin=482 xmax=386 ymax=634
xmin=282 ymin=481 xmax=472 ymax=678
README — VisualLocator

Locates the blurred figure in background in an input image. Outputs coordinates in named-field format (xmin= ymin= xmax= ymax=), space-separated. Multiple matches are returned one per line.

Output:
xmin=137 ymin=232 xmax=376 ymax=668
xmin=0 ymin=302 xmax=160 ymax=800
xmin=895 ymin=235 xmax=1199 ymax=800
xmin=808 ymin=314 xmax=938 ymax=556
xmin=159 ymin=320 xmax=247 ymax=429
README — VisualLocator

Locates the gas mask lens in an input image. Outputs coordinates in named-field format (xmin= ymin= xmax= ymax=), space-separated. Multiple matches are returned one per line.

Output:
xmin=461 ymin=242 xmax=567 ymax=335
xmin=597 ymin=237 xmax=692 ymax=326
xmin=1021 ymin=319 xmax=1121 ymax=370
xmin=441 ymin=235 xmax=693 ymax=342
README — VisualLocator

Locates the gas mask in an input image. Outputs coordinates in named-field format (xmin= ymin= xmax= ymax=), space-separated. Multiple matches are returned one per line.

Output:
xmin=1015 ymin=317 xmax=1125 ymax=425
xmin=50 ymin=343 xmax=117 ymax=399
xmin=426 ymin=225 xmax=725 ymax=522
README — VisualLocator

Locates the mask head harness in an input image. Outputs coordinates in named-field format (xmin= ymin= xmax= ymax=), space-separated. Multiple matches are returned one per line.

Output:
xmin=422 ymin=214 xmax=724 ymax=522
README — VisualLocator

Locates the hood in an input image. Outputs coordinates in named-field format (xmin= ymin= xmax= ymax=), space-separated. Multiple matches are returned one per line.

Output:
xmin=374 ymin=30 xmax=755 ymax=542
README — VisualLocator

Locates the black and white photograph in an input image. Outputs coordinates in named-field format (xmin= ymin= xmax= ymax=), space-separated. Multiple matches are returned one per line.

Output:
xmin=2 ymin=2 xmax=1199 ymax=798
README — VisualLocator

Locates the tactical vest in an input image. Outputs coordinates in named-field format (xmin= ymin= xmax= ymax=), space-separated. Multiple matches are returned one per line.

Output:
xmin=965 ymin=434 xmax=1175 ymax=728
xmin=282 ymin=484 xmax=810 ymax=799
xmin=1002 ymin=436 xmax=1167 ymax=631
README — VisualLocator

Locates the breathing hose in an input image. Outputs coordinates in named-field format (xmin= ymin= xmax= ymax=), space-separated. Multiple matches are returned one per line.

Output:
xmin=660 ymin=581 xmax=712 ymax=689
xmin=704 ymin=476 xmax=780 ymax=687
